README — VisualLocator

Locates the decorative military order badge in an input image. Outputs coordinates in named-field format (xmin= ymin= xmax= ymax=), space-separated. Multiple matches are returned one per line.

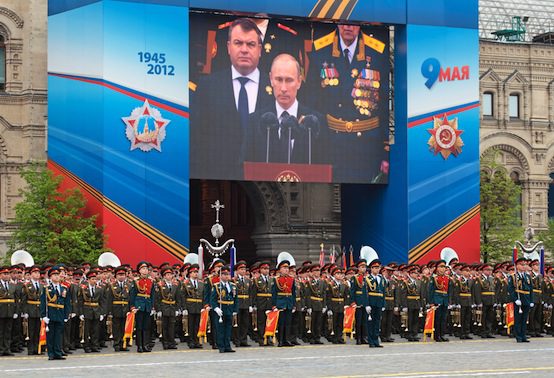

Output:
xmin=122 ymin=99 xmax=170 ymax=152
xmin=351 ymin=59 xmax=380 ymax=116
xmin=427 ymin=114 xmax=464 ymax=160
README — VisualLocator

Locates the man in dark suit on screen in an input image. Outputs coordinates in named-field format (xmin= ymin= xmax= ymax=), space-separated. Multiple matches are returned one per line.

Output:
xmin=190 ymin=18 xmax=272 ymax=180
xmin=245 ymin=54 xmax=328 ymax=166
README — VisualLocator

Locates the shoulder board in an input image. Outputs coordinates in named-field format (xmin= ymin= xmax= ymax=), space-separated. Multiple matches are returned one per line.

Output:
xmin=81 ymin=284 xmax=87 ymax=289
xmin=362 ymin=33 xmax=385 ymax=54
xmin=189 ymin=81 xmax=197 ymax=92
xmin=314 ymin=30 xmax=336 ymax=51
xmin=277 ymin=22 xmax=297 ymax=36
xmin=218 ymin=21 xmax=232 ymax=30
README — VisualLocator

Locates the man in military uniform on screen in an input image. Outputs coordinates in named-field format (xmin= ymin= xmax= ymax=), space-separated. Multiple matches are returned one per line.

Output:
xmin=190 ymin=18 xmax=272 ymax=180
xmin=306 ymin=24 xmax=389 ymax=183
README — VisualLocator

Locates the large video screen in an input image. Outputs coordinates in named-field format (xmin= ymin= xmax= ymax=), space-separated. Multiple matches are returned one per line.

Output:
xmin=189 ymin=11 xmax=390 ymax=184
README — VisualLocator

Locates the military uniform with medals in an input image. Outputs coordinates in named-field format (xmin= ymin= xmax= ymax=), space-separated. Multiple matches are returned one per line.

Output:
xmin=106 ymin=267 xmax=131 ymax=351
xmin=21 ymin=267 xmax=42 ymax=355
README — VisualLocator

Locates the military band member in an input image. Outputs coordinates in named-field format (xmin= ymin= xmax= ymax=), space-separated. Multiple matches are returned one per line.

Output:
xmin=508 ymin=258 xmax=533 ymax=343
xmin=272 ymin=259 xmax=296 ymax=347
xmin=350 ymin=259 xmax=369 ymax=344
xmin=233 ymin=260 xmax=252 ymax=347
xmin=68 ymin=269 xmax=83 ymax=350
xmin=253 ymin=261 xmax=273 ymax=346
xmin=106 ymin=266 xmax=130 ymax=352
xmin=429 ymin=260 xmax=450 ymax=342
xmin=9 ymin=265 xmax=24 ymax=354
xmin=366 ymin=259 xmax=385 ymax=348
xmin=130 ymin=261 xmax=155 ymax=353
xmin=457 ymin=265 xmax=474 ymax=339
xmin=21 ymin=265 xmax=42 ymax=355
xmin=473 ymin=264 xmax=496 ymax=338
xmin=78 ymin=269 xmax=105 ymax=353
xmin=40 ymin=266 xmax=71 ymax=360
xmin=380 ymin=265 xmax=396 ymax=342
xmin=529 ymin=259 xmax=544 ymax=337
xmin=156 ymin=267 xmax=180 ymax=350
xmin=204 ymin=258 xmax=224 ymax=349
xmin=289 ymin=264 xmax=303 ymax=345
xmin=210 ymin=265 xmax=238 ymax=353
xmin=182 ymin=264 xmax=203 ymax=349
xmin=306 ymin=263 xmax=326 ymax=344
xmin=326 ymin=266 xmax=348 ymax=344
xmin=402 ymin=265 xmax=423 ymax=342
xmin=0 ymin=266 xmax=19 ymax=356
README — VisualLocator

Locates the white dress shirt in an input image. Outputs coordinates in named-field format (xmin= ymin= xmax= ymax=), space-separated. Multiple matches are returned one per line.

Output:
xmin=231 ymin=66 xmax=260 ymax=114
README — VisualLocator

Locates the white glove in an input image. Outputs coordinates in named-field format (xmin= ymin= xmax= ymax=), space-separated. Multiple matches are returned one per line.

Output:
xmin=365 ymin=306 xmax=371 ymax=314
xmin=70 ymin=313 xmax=77 ymax=318
xmin=447 ymin=305 xmax=453 ymax=310
xmin=515 ymin=299 xmax=522 ymax=306
xmin=248 ymin=306 xmax=253 ymax=313
xmin=327 ymin=310 xmax=333 ymax=316
xmin=253 ymin=306 xmax=257 ymax=312
xmin=382 ymin=307 xmax=385 ymax=312
xmin=23 ymin=313 xmax=29 ymax=319
xmin=471 ymin=304 xmax=476 ymax=308
xmin=530 ymin=303 xmax=535 ymax=308
xmin=232 ymin=312 xmax=237 ymax=316
xmin=64 ymin=318 xmax=68 ymax=323
xmin=214 ymin=307 xmax=223 ymax=317
xmin=99 ymin=315 xmax=104 ymax=322
xmin=292 ymin=307 xmax=296 ymax=313
xmin=157 ymin=311 xmax=162 ymax=318
xmin=402 ymin=307 xmax=408 ymax=312
xmin=322 ymin=307 xmax=327 ymax=313
xmin=175 ymin=311 xmax=180 ymax=317
xmin=393 ymin=307 xmax=399 ymax=312
xmin=13 ymin=313 xmax=18 ymax=319
xmin=150 ymin=309 xmax=156 ymax=316
xmin=307 ymin=308 xmax=312 ymax=315
xmin=368 ymin=314 xmax=372 ymax=321
xmin=79 ymin=315 xmax=85 ymax=321
xmin=44 ymin=317 xmax=50 ymax=324
xmin=183 ymin=309 xmax=188 ymax=316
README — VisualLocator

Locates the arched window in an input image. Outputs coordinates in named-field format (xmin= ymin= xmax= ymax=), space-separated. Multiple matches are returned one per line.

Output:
xmin=0 ymin=35 xmax=5 ymax=91
xmin=509 ymin=93 xmax=520 ymax=119
xmin=482 ymin=91 xmax=493 ymax=117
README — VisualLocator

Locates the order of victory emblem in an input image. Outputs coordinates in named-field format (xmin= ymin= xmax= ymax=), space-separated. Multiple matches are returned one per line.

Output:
xmin=427 ymin=114 xmax=463 ymax=160
xmin=122 ymin=99 xmax=170 ymax=152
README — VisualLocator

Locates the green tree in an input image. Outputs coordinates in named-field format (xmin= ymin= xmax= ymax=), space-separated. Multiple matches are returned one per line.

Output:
xmin=480 ymin=153 xmax=523 ymax=263
xmin=8 ymin=163 xmax=106 ymax=265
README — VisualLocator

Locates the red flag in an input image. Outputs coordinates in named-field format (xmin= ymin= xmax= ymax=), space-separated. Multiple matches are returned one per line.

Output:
xmin=197 ymin=308 xmax=210 ymax=343
xmin=343 ymin=305 xmax=356 ymax=334
xmin=264 ymin=310 xmax=280 ymax=345
xmin=342 ymin=246 xmax=347 ymax=270
xmin=423 ymin=306 xmax=435 ymax=341
xmin=38 ymin=320 xmax=47 ymax=354
xmin=123 ymin=311 xmax=135 ymax=348
xmin=319 ymin=243 xmax=325 ymax=266
xmin=506 ymin=303 xmax=515 ymax=334
xmin=349 ymin=245 xmax=354 ymax=267
xmin=330 ymin=245 xmax=336 ymax=264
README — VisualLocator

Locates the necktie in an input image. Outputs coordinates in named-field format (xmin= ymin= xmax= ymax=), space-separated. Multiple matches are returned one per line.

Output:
xmin=194 ymin=280 xmax=197 ymax=290
xmin=35 ymin=282 xmax=39 ymax=291
xmin=168 ymin=283 xmax=172 ymax=290
xmin=343 ymin=48 xmax=350 ymax=64
xmin=237 ymin=77 xmax=250 ymax=130
xmin=91 ymin=286 xmax=95 ymax=297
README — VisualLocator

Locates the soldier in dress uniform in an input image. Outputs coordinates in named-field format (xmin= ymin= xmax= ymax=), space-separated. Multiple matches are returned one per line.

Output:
xmin=272 ymin=259 xmax=296 ymax=347
xmin=78 ymin=269 xmax=106 ymax=353
xmin=401 ymin=265 xmax=423 ymax=342
xmin=380 ymin=265 xmax=396 ymax=342
xmin=305 ymin=263 xmax=326 ymax=344
xmin=204 ymin=258 xmax=224 ymax=349
xmin=306 ymin=24 xmax=389 ymax=183
xmin=508 ymin=258 xmax=533 ymax=343
xmin=350 ymin=259 xmax=369 ymax=344
xmin=0 ymin=266 xmax=19 ymax=356
xmin=182 ymin=264 xmax=203 ymax=349
xmin=156 ymin=266 xmax=181 ymax=350
xmin=40 ymin=266 xmax=71 ymax=360
xmin=429 ymin=260 xmax=451 ymax=342
xmin=233 ymin=260 xmax=252 ymax=347
xmin=9 ymin=265 xmax=24 ymax=354
xmin=529 ymin=259 xmax=544 ymax=337
xmin=473 ymin=264 xmax=496 ymax=338
xmin=21 ymin=265 xmax=42 ymax=355
xmin=106 ymin=266 xmax=131 ymax=352
xmin=289 ymin=264 xmax=303 ymax=345
xmin=210 ymin=265 xmax=238 ymax=353
xmin=68 ymin=269 xmax=83 ymax=350
xmin=366 ymin=259 xmax=385 ymax=348
xmin=326 ymin=266 xmax=349 ymax=344
xmin=130 ymin=261 xmax=156 ymax=353
xmin=458 ymin=265 xmax=474 ymax=339
xmin=253 ymin=261 xmax=273 ymax=346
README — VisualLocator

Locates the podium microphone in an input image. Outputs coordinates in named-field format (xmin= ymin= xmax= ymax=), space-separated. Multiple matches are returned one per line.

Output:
xmin=300 ymin=115 xmax=320 ymax=165
xmin=282 ymin=114 xmax=298 ymax=164
xmin=260 ymin=112 xmax=279 ymax=163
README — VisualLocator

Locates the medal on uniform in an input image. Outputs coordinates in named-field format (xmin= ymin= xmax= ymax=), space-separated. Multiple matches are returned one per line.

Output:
xmin=351 ymin=59 xmax=380 ymax=118
xmin=264 ymin=43 xmax=272 ymax=53
xmin=321 ymin=62 xmax=339 ymax=88
xmin=266 ymin=85 xmax=273 ymax=95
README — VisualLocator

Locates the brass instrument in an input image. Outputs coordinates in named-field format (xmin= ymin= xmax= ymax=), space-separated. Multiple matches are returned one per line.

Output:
xmin=306 ymin=311 xmax=312 ymax=334
xmin=451 ymin=305 xmax=461 ymax=328
xmin=79 ymin=318 xmax=85 ymax=343
xmin=252 ymin=308 xmax=258 ymax=331
xmin=156 ymin=314 xmax=162 ymax=338
xmin=400 ymin=309 xmax=408 ymax=331
xmin=328 ymin=313 xmax=334 ymax=336
xmin=183 ymin=313 xmax=189 ymax=336
xmin=232 ymin=313 xmax=238 ymax=328
xmin=496 ymin=305 xmax=503 ymax=326
xmin=23 ymin=317 xmax=29 ymax=341
xmin=543 ymin=304 xmax=552 ymax=329
xmin=475 ymin=306 xmax=483 ymax=327
xmin=207 ymin=316 xmax=211 ymax=334
xmin=107 ymin=315 xmax=113 ymax=339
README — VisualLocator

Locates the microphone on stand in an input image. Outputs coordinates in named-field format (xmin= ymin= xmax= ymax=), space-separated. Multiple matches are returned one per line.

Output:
xmin=260 ymin=112 xmax=279 ymax=163
xmin=281 ymin=114 xmax=298 ymax=164
xmin=300 ymin=115 xmax=320 ymax=165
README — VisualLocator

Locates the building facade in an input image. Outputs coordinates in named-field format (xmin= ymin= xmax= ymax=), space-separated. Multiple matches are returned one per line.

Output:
xmin=0 ymin=1 xmax=47 ymax=256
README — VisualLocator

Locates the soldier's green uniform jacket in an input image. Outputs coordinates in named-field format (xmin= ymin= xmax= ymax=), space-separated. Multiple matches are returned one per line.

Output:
xmin=253 ymin=275 xmax=273 ymax=311
xmin=349 ymin=273 xmax=369 ymax=307
xmin=457 ymin=277 xmax=474 ymax=307
xmin=106 ymin=280 xmax=131 ymax=317
xmin=366 ymin=275 xmax=386 ymax=308
xmin=507 ymin=273 xmax=533 ymax=305
xmin=182 ymin=278 xmax=204 ymax=314
xmin=156 ymin=280 xmax=181 ymax=317
xmin=473 ymin=275 xmax=496 ymax=306
xmin=326 ymin=277 xmax=349 ymax=313
xmin=78 ymin=283 xmax=106 ymax=319
xmin=383 ymin=277 xmax=396 ymax=310
xmin=234 ymin=275 xmax=252 ymax=310
xmin=0 ymin=280 xmax=19 ymax=317
xmin=494 ymin=276 xmax=508 ymax=305
xmin=21 ymin=281 xmax=42 ymax=318
xmin=209 ymin=281 xmax=238 ymax=316
xmin=531 ymin=272 xmax=543 ymax=305
xmin=305 ymin=278 xmax=327 ymax=311
xmin=420 ymin=275 xmax=431 ymax=307
xmin=401 ymin=277 xmax=424 ymax=309
xmin=294 ymin=279 xmax=304 ymax=310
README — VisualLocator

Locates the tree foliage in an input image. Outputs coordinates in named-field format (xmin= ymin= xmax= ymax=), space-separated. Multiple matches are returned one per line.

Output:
xmin=7 ymin=163 xmax=106 ymax=265
xmin=480 ymin=152 xmax=523 ymax=263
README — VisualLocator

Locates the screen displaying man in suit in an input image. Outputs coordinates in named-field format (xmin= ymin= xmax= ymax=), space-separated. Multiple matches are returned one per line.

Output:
xmin=245 ymin=54 xmax=328 ymax=165
xmin=190 ymin=17 xmax=272 ymax=180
